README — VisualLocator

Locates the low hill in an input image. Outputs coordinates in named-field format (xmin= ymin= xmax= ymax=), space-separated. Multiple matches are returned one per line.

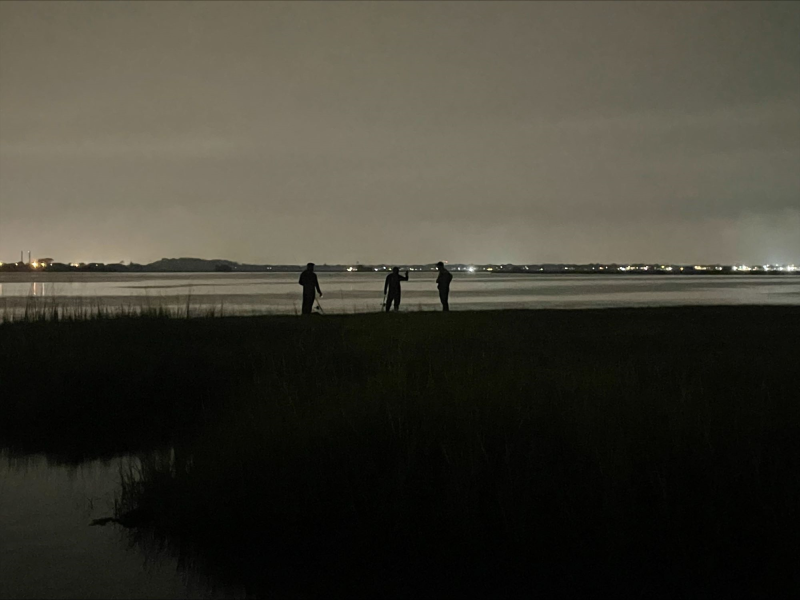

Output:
xmin=145 ymin=257 xmax=239 ymax=272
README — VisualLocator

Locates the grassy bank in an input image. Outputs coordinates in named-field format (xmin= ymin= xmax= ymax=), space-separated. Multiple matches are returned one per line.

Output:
xmin=2 ymin=307 xmax=799 ymax=596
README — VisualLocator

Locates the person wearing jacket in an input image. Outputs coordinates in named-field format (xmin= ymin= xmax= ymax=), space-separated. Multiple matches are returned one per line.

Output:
xmin=384 ymin=266 xmax=409 ymax=312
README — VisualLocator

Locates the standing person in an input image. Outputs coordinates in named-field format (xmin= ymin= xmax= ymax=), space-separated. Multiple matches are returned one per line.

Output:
xmin=298 ymin=262 xmax=322 ymax=315
xmin=436 ymin=261 xmax=452 ymax=311
xmin=383 ymin=267 xmax=409 ymax=312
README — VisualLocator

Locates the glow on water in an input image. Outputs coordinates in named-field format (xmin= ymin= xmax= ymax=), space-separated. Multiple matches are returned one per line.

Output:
xmin=0 ymin=272 xmax=798 ymax=318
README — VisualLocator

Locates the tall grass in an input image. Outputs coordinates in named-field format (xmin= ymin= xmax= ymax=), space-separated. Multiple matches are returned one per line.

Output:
xmin=2 ymin=306 xmax=799 ymax=595
xmin=0 ymin=294 xmax=227 ymax=324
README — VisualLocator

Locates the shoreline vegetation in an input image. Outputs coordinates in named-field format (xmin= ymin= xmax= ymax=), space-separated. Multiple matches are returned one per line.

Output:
xmin=1 ymin=306 xmax=799 ymax=596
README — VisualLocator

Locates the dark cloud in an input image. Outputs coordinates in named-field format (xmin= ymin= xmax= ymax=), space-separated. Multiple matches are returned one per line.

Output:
xmin=1 ymin=1 xmax=798 ymax=264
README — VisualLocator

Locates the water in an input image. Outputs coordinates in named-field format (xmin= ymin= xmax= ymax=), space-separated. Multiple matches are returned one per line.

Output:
xmin=0 ymin=455 xmax=240 ymax=599
xmin=1 ymin=271 xmax=798 ymax=317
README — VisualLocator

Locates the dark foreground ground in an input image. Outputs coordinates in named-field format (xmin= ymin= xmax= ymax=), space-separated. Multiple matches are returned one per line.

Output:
xmin=1 ymin=306 xmax=799 ymax=597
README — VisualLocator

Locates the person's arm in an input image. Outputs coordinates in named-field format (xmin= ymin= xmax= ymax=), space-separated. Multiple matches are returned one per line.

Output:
xmin=314 ymin=274 xmax=322 ymax=296
xmin=384 ymin=275 xmax=390 ymax=295
xmin=401 ymin=271 xmax=409 ymax=281
xmin=298 ymin=273 xmax=304 ymax=286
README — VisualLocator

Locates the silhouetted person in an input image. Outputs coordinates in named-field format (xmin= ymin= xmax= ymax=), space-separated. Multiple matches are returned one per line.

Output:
xmin=384 ymin=267 xmax=409 ymax=312
xmin=436 ymin=261 xmax=452 ymax=311
xmin=298 ymin=262 xmax=322 ymax=315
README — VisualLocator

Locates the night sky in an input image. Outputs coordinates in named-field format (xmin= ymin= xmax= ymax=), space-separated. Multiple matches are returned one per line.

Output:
xmin=1 ymin=1 xmax=798 ymax=265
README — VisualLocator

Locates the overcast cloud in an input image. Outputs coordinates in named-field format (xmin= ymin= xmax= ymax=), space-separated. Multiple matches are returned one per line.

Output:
xmin=1 ymin=1 xmax=798 ymax=264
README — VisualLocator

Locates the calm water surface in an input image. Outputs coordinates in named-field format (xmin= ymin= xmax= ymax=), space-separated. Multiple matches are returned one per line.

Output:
xmin=1 ymin=272 xmax=798 ymax=316
xmin=0 ymin=455 xmax=241 ymax=599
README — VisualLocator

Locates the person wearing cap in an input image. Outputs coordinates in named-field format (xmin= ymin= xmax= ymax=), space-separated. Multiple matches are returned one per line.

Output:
xmin=383 ymin=266 xmax=409 ymax=312
xmin=436 ymin=261 xmax=453 ymax=311
xmin=298 ymin=262 xmax=322 ymax=315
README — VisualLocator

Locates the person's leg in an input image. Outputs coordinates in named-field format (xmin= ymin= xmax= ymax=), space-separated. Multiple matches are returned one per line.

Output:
xmin=394 ymin=292 xmax=401 ymax=311
xmin=302 ymin=292 xmax=314 ymax=315
xmin=385 ymin=294 xmax=392 ymax=312
xmin=440 ymin=289 xmax=449 ymax=311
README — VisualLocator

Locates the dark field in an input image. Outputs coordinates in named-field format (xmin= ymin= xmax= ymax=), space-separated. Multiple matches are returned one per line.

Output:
xmin=1 ymin=307 xmax=799 ymax=597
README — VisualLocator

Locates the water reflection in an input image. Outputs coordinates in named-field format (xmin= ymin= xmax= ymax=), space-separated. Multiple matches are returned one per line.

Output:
xmin=0 ymin=452 xmax=241 ymax=599
xmin=0 ymin=273 xmax=797 ymax=318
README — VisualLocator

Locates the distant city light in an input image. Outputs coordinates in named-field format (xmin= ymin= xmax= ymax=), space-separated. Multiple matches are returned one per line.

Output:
xmin=2 ymin=260 xmax=797 ymax=275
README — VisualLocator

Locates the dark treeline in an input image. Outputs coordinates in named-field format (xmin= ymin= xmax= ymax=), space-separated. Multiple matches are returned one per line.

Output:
xmin=1 ymin=307 xmax=799 ymax=597
xmin=2 ymin=256 xmax=797 ymax=274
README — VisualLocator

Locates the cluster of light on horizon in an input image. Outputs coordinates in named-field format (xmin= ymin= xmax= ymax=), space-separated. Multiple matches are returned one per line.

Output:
xmin=1 ymin=258 xmax=798 ymax=274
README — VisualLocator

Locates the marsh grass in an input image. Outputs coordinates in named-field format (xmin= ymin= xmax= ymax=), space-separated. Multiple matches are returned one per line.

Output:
xmin=0 ymin=293 xmax=227 ymax=325
xmin=1 ymin=306 xmax=799 ymax=595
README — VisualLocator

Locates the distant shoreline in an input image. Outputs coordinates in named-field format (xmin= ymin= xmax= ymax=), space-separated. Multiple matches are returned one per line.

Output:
xmin=2 ymin=266 xmax=798 ymax=275
xmin=1 ymin=256 xmax=797 ymax=275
